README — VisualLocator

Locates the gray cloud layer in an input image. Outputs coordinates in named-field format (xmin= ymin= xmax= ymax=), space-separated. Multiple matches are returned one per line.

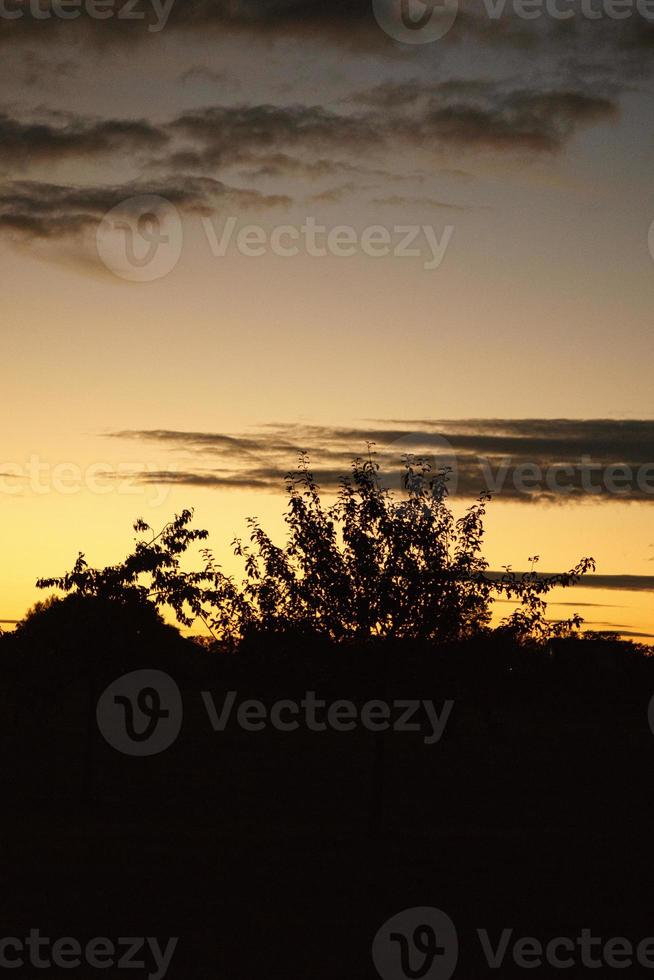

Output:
xmin=0 ymin=111 xmax=167 ymax=169
xmin=0 ymin=0 xmax=650 ymax=63
xmin=0 ymin=79 xmax=618 ymax=246
xmin=165 ymin=86 xmax=618 ymax=170
xmin=106 ymin=418 xmax=654 ymax=503
xmin=0 ymin=176 xmax=290 ymax=240
xmin=0 ymin=84 xmax=618 ymax=174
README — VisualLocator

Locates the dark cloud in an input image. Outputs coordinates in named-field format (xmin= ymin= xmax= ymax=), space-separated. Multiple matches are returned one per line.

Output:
xmin=162 ymin=0 xmax=372 ymax=40
xmin=0 ymin=0 xmax=651 ymax=85
xmin=179 ymin=66 xmax=237 ymax=87
xmin=0 ymin=0 xmax=607 ymax=56
xmin=158 ymin=0 xmax=654 ymax=70
xmin=123 ymin=84 xmax=616 ymax=204
xmin=307 ymin=182 xmax=373 ymax=203
xmin=238 ymin=153 xmax=421 ymax=183
xmin=370 ymin=194 xmax=467 ymax=210
xmin=0 ymin=176 xmax=290 ymax=240
xmin=591 ymin=631 xmax=654 ymax=638
xmin=486 ymin=572 xmax=654 ymax=593
xmin=12 ymin=50 xmax=78 ymax=88
xmin=167 ymin=84 xmax=617 ymax=176
xmin=0 ymin=0 xmax=382 ymax=51
xmin=0 ymin=80 xmax=618 ymax=196
xmin=414 ymin=94 xmax=613 ymax=153
xmin=106 ymin=419 xmax=654 ymax=504
xmin=358 ymin=80 xmax=619 ymax=153
xmin=0 ymin=111 xmax=168 ymax=168
xmin=167 ymin=103 xmax=377 ymax=171
xmin=0 ymin=77 xmax=622 ymax=259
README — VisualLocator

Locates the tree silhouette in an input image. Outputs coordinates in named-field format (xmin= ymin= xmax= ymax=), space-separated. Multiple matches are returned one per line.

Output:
xmin=36 ymin=451 xmax=595 ymax=648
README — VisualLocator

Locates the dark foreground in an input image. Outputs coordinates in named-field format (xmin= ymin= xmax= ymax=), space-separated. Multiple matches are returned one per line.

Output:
xmin=2 ymin=608 xmax=654 ymax=978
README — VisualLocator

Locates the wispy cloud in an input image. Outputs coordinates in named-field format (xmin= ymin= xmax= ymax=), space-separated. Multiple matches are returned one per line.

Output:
xmin=0 ymin=176 xmax=290 ymax=243
xmin=0 ymin=110 xmax=168 ymax=168
xmin=106 ymin=419 xmax=654 ymax=504
xmin=487 ymin=572 xmax=654 ymax=592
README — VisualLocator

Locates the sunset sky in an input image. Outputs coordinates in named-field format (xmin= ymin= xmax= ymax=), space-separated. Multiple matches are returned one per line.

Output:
xmin=1 ymin=0 xmax=653 ymax=637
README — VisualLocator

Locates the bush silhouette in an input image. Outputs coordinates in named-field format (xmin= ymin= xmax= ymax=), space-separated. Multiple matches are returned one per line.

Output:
xmin=13 ymin=594 xmax=180 ymax=656
xmin=36 ymin=452 xmax=595 ymax=648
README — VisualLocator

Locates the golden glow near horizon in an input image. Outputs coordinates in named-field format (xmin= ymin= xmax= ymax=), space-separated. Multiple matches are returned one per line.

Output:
xmin=0 ymin=16 xmax=653 ymax=638
xmin=1 ymin=440 xmax=652 ymax=639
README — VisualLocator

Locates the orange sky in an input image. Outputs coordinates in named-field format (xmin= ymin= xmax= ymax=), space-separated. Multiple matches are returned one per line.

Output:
xmin=0 ymin=1 xmax=653 ymax=638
